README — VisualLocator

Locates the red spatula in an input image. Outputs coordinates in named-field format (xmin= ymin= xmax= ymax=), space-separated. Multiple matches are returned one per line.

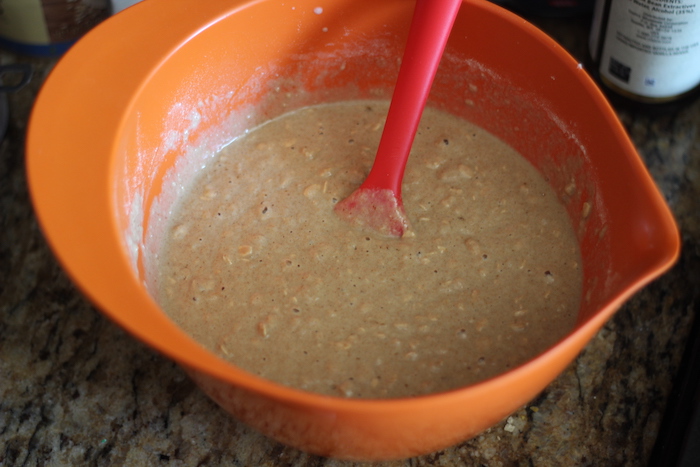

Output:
xmin=334 ymin=0 xmax=462 ymax=237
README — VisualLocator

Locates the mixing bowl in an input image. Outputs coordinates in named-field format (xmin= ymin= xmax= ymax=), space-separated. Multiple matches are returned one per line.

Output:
xmin=27 ymin=0 xmax=680 ymax=460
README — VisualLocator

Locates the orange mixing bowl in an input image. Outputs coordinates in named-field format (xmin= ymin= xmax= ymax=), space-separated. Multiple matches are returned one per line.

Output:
xmin=27 ymin=0 xmax=679 ymax=460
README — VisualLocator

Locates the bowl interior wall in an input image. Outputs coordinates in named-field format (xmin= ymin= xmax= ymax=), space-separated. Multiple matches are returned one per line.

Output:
xmin=113 ymin=0 xmax=669 ymax=338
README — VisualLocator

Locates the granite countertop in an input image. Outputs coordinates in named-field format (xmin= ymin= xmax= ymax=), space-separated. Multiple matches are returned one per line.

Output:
xmin=1 ymin=13 xmax=699 ymax=467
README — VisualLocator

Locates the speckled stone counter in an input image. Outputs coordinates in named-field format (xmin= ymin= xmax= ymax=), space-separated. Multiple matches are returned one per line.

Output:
xmin=1 ymin=14 xmax=699 ymax=467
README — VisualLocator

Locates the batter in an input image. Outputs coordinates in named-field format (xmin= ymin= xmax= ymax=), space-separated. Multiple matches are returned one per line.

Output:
xmin=155 ymin=101 xmax=582 ymax=398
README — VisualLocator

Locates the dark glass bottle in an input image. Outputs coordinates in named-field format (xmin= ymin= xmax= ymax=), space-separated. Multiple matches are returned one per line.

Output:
xmin=588 ymin=0 xmax=700 ymax=111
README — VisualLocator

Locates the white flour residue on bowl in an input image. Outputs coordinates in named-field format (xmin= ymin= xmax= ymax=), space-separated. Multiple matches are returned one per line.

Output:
xmin=121 ymin=109 xmax=147 ymax=273
xmin=544 ymin=107 xmax=588 ymax=164
xmin=124 ymin=191 xmax=144 ymax=271
xmin=121 ymin=87 xmax=250 ymax=285
xmin=142 ymin=101 xmax=255 ymax=297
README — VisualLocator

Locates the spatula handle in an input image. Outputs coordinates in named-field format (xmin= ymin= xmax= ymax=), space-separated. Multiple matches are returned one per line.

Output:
xmin=363 ymin=0 xmax=462 ymax=199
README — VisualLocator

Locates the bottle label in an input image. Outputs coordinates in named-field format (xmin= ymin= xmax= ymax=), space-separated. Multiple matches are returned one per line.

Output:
xmin=598 ymin=0 xmax=700 ymax=99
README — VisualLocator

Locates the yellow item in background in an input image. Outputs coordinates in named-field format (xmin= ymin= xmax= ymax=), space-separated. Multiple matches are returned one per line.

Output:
xmin=0 ymin=0 xmax=109 ymax=56
xmin=0 ymin=0 xmax=50 ymax=45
